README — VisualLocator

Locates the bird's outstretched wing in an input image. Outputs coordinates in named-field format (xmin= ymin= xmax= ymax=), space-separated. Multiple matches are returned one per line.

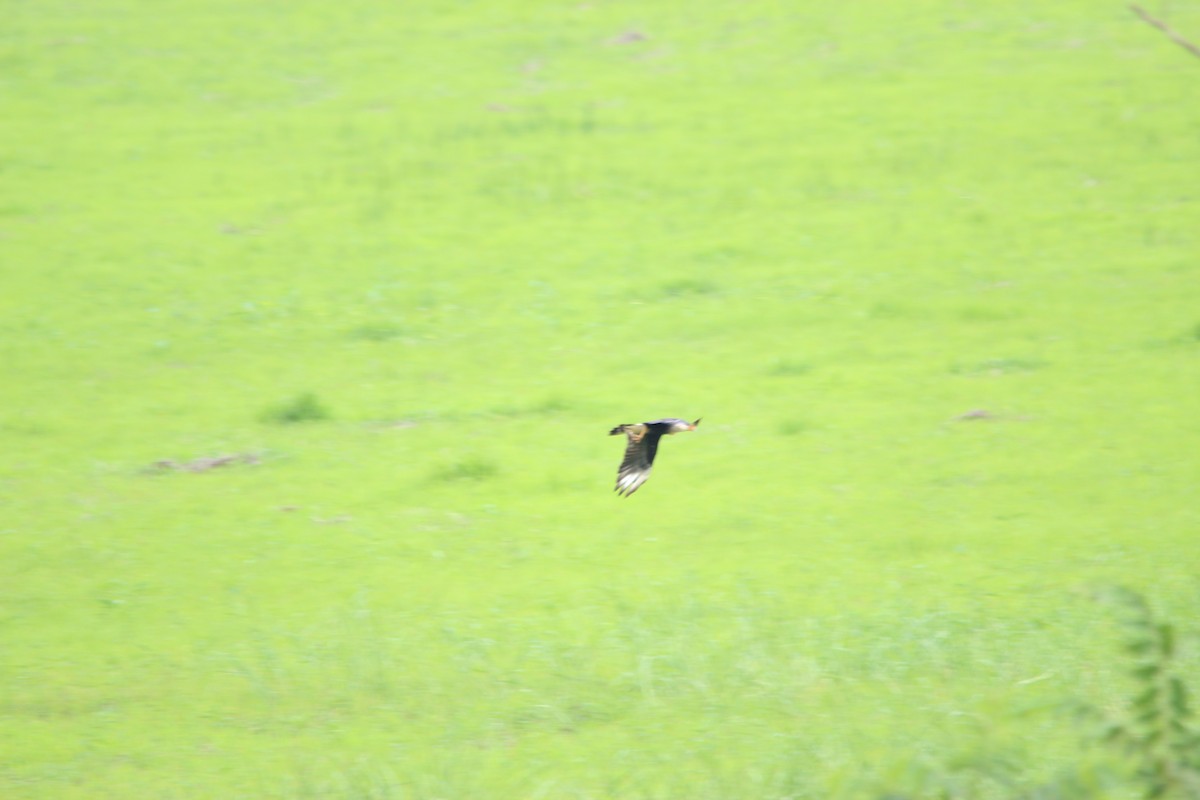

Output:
xmin=613 ymin=427 xmax=662 ymax=496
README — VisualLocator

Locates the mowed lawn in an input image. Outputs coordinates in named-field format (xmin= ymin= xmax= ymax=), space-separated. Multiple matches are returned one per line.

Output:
xmin=2 ymin=1 xmax=1198 ymax=797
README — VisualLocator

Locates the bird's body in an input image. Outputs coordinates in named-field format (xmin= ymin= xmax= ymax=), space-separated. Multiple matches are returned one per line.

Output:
xmin=609 ymin=417 xmax=700 ymax=496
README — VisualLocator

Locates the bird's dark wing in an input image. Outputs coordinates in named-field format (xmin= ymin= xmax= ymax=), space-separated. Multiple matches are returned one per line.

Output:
xmin=615 ymin=430 xmax=663 ymax=496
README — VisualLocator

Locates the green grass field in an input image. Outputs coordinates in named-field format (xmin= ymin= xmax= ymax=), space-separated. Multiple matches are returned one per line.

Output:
xmin=3 ymin=1 xmax=1199 ymax=797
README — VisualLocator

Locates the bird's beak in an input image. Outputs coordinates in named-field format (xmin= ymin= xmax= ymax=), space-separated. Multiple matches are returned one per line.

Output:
xmin=690 ymin=418 xmax=701 ymax=430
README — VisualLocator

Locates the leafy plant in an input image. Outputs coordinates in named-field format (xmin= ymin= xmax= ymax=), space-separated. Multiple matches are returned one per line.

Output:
xmin=1091 ymin=587 xmax=1200 ymax=799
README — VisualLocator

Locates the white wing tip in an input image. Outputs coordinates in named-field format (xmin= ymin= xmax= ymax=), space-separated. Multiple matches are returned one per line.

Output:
xmin=615 ymin=471 xmax=649 ymax=496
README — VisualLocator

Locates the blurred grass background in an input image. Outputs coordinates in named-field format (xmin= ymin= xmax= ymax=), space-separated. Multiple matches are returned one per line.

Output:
xmin=2 ymin=1 xmax=1198 ymax=797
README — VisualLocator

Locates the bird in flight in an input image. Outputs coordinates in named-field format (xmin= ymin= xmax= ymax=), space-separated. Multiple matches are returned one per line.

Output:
xmin=609 ymin=418 xmax=700 ymax=496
